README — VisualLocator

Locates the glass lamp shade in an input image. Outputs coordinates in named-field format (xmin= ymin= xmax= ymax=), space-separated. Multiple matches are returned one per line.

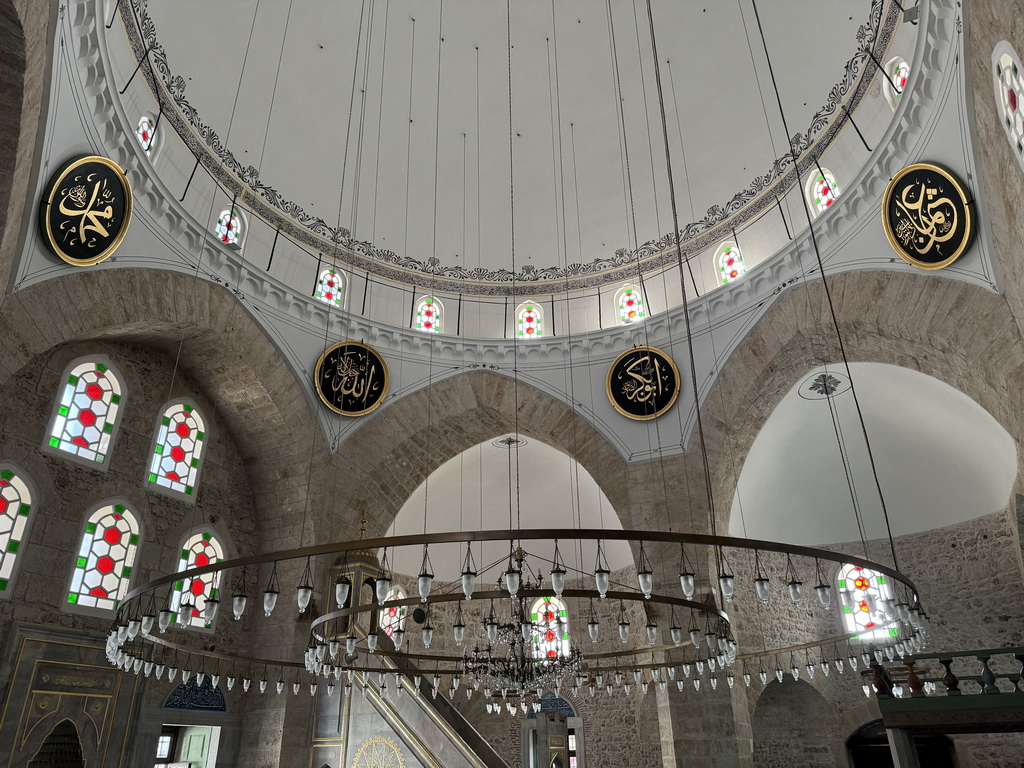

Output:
xmin=329 ymin=639 xmax=340 ymax=658
xmin=759 ymin=670 xmax=768 ymax=685
xmin=263 ymin=589 xmax=279 ymax=617
xmin=588 ymin=620 xmax=600 ymax=643
xmin=618 ymin=620 xmax=630 ymax=643
xmin=292 ymin=681 xmax=300 ymax=695
xmin=550 ymin=567 xmax=567 ymax=597
xmin=196 ymin=671 xmax=206 ymax=685
xmin=505 ymin=569 xmax=521 ymax=598
xmin=863 ymin=592 xmax=878 ymax=615
xmin=182 ymin=669 xmax=192 ymax=684
xmin=486 ymin=619 xmax=498 ymax=645
xmin=718 ymin=574 xmax=735 ymax=602
xmin=774 ymin=668 xmax=784 ymax=683
xmin=848 ymin=655 xmax=858 ymax=671
xmin=885 ymin=645 xmax=895 ymax=661
xmin=692 ymin=679 xmax=701 ymax=692
xmin=815 ymin=584 xmax=831 ymax=609
xmin=704 ymin=631 xmax=717 ymax=651
xmin=743 ymin=672 xmax=751 ymax=687
xmin=375 ymin=576 xmax=391 ymax=604
xmin=805 ymin=663 xmax=815 ymax=679
xmin=840 ymin=590 xmax=855 ymax=609
xmin=418 ymin=572 xmax=434 ymax=603
xmin=638 ymin=569 xmax=654 ymax=599
xmin=521 ymin=620 xmax=532 ymax=641
xmin=232 ymin=594 xmax=247 ymax=620
xmin=421 ymin=626 xmax=433 ymax=648
xmin=754 ymin=577 xmax=770 ymax=604
xmin=133 ymin=657 xmax=143 ymax=674
xmin=863 ymin=684 xmax=872 ymax=698
xmin=453 ymin=622 xmax=465 ymax=645
xmin=646 ymin=623 xmax=658 ymax=645
xmin=679 ymin=571 xmax=695 ymax=599
xmin=296 ymin=585 xmax=313 ymax=614
xmin=790 ymin=666 xmax=799 ymax=681
xmin=461 ymin=570 xmax=477 ymax=600
xmin=670 ymin=626 xmax=683 ymax=646
xmin=167 ymin=666 xmax=178 ymax=682
xmin=367 ymin=632 xmax=378 ymax=653
xmin=205 ymin=597 xmax=220 ymax=622
xmin=127 ymin=619 xmax=140 ymax=639
xmin=708 ymin=657 xmax=717 ymax=673
xmin=117 ymin=624 xmax=128 ymax=643
xmin=881 ymin=599 xmax=897 ymax=620
xmin=334 ymin=576 xmax=351 ymax=608
xmin=689 ymin=628 xmax=701 ymax=647
xmin=894 ymin=641 xmax=905 ymax=657
xmin=896 ymin=602 xmax=911 ymax=622
xmin=346 ymin=636 xmax=357 ymax=655
xmin=787 ymin=580 xmax=803 ymax=607
xmin=158 ymin=609 xmax=173 ymax=633
xmin=140 ymin=614 xmax=155 ymax=636
xmin=393 ymin=628 xmax=406 ymax=649
xmin=595 ymin=568 xmax=611 ymax=598
xmin=155 ymin=664 xmax=166 ymax=680
xmin=242 ymin=677 xmax=251 ymax=692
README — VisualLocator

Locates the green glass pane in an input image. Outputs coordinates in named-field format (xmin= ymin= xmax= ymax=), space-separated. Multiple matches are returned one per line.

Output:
xmin=148 ymin=473 xmax=157 ymax=483
xmin=68 ymin=375 xmax=79 ymax=386
xmin=191 ymin=458 xmax=199 ymax=467
xmin=110 ymin=393 xmax=120 ymax=404
xmin=122 ymin=566 xmax=131 ymax=578
xmin=129 ymin=534 xmax=138 ymax=545
xmin=181 ymin=549 xmax=189 ymax=560
xmin=162 ymin=417 xmax=171 ymax=426
xmin=97 ymin=455 xmax=105 ymax=463
xmin=85 ymin=523 xmax=96 ymax=534
xmin=67 ymin=593 xmax=78 ymax=604
xmin=18 ymin=504 xmax=29 ymax=516
xmin=96 ymin=363 xmax=107 ymax=373
xmin=76 ymin=556 xmax=87 ymax=568
xmin=6 ymin=540 xmax=17 ymax=553
xmin=0 ymin=470 xmax=12 ymax=481
xmin=174 ymin=580 xmax=184 ymax=590
xmin=202 ymin=532 xmax=211 ymax=541
xmin=48 ymin=437 xmax=59 ymax=448
xmin=185 ymin=487 xmax=193 ymax=496
xmin=154 ymin=445 xmax=164 ymax=455
xmin=197 ymin=431 xmax=205 ymax=441
xmin=184 ymin=404 xmax=193 ymax=413
xmin=837 ymin=579 xmax=847 ymax=589
xmin=103 ymin=424 xmax=112 ymax=434
xmin=0 ymin=579 xmax=7 ymax=591
xmin=115 ymin=504 xmax=125 ymax=514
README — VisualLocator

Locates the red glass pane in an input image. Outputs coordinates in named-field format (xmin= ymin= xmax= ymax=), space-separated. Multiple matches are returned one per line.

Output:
xmin=175 ymin=423 xmax=191 ymax=438
xmin=90 ymin=586 xmax=107 ymax=597
xmin=1011 ymin=89 xmax=1018 ymax=112
xmin=71 ymin=437 xmax=89 ymax=448
xmin=170 ymin=446 xmax=186 ymax=462
xmin=96 ymin=556 xmax=115 ymax=574
xmin=190 ymin=579 xmax=205 ymax=596
xmin=195 ymin=553 xmax=210 ymax=567
xmin=85 ymin=383 xmax=104 ymax=400
xmin=103 ymin=528 xmax=122 ymax=545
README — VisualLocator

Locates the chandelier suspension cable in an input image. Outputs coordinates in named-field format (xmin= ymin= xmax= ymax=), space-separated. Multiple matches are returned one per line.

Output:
xmin=349 ymin=0 xmax=378 ymax=237
xmin=747 ymin=0 xmax=901 ymax=572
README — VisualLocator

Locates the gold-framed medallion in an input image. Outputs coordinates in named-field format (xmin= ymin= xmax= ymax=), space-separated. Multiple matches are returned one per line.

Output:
xmin=881 ymin=162 xmax=974 ymax=270
xmin=314 ymin=341 xmax=389 ymax=417
xmin=39 ymin=155 xmax=133 ymax=266
xmin=606 ymin=346 xmax=680 ymax=421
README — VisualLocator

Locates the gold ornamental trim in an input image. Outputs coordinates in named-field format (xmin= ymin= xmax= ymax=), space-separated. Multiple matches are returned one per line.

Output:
xmin=606 ymin=345 xmax=681 ymax=421
xmin=314 ymin=341 xmax=390 ymax=417
xmin=351 ymin=735 xmax=406 ymax=768
xmin=881 ymin=162 xmax=974 ymax=271
xmin=39 ymin=155 xmax=133 ymax=267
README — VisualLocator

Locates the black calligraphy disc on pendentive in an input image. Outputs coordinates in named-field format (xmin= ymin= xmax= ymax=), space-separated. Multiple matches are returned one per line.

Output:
xmin=606 ymin=346 xmax=681 ymax=421
xmin=882 ymin=162 xmax=974 ymax=270
xmin=314 ymin=341 xmax=390 ymax=417
xmin=39 ymin=156 xmax=133 ymax=267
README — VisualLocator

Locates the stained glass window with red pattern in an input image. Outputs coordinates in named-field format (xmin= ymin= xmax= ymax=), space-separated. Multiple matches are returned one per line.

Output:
xmin=67 ymin=503 xmax=139 ymax=612
xmin=616 ymin=286 xmax=645 ymax=324
xmin=996 ymin=47 xmax=1024 ymax=168
xmin=416 ymin=297 xmax=443 ymax=333
xmin=808 ymin=169 xmax=840 ymax=215
xmin=379 ymin=586 xmax=407 ymax=637
xmin=837 ymin=564 xmax=896 ymax=641
xmin=215 ymin=209 xmax=243 ymax=247
xmin=717 ymin=242 xmax=747 ymax=285
xmin=171 ymin=532 xmax=224 ymax=628
xmin=148 ymin=402 xmax=206 ymax=498
xmin=47 ymin=359 xmax=124 ymax=465
xmin=315 ymin=268 xmax=344 ymax=308
xmin=530 ymin=596 xmax=569 ymax=660
xmin=135 ymin=115 xmax=157 ymax=156
xmin=0 ymin=468 xmax=32 ymax=595
xmin=516 ymin=303 xmax=544 ymax=339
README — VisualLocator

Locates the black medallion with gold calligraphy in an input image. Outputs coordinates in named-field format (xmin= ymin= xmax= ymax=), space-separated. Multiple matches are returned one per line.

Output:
xmin=314 ymin=341 xmax=390 ymax=417
xmin=882 ymin=162 xmax=974 ymax=270
xmin=606 ymin=346 xmax=681 ymax=421
xmin=39 ymin=156 xmax=133 ymax=266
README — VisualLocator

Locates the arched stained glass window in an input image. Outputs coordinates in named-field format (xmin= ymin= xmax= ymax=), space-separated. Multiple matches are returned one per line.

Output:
xmin=416 ymin=296 xmax=443 ymax=333
xmin=315 ymin=268 xmax=344 ymax=308
xmin=148 ymin=401 xmax=206 ymax=498
xmin=615 ymin=286 xmax=645 ymax=324
xmin=884 ymin=57 xmax=910 ymax=110
xmin=807 ymin=169 xmax=840 ymax=215
xmin=837 ymin=564 xmax=896 ymax=641
xmin=516 ymin=302 xmax=544 ymax=339
xmin=215 ymin=209 xmax=244 ymax=248
xmin=135 ymin=115 xmax=157 ymax=156
xmin=46 ymin=358 xmax=125 ymax=466
xmin=378 ymin=586 xmax=407 ymax=638
xmin=171 ymin=532 xmax=224 ymax=628
xmin=68 ymin=502 xmax=139 ymax=612
xmin=530 ymin=597 xmax=570 ymax=659
xmin=716 ymin=242 xmax=746 ymax=285
xmin=0 ymin=467 xmax=33 ymax=596
xmin=994 ymin=42 xmax=1024 ymax=172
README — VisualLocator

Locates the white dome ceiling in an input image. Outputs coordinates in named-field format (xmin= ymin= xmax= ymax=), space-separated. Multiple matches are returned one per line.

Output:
xmin=729 ymin=363 xmax=1018 ymax=545
xmin=146 ymin=0 xmax=869 ymax=286
xmin=388 ymin=436 xmax=631 ymax=582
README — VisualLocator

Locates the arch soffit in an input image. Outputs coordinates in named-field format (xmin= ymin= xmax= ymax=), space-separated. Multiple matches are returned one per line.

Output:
xmin=702 ymin=270 xmax=1024 ymax=525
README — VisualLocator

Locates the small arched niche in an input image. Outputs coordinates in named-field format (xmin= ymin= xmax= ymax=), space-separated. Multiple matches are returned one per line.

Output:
xmin=730 ymin=363 xmax=1017 ymax=545
xmin=388 ymin=436 xmax=630 ymax=580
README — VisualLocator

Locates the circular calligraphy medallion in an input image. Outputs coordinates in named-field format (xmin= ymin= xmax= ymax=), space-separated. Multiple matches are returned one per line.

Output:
xmin=606 ymin=346 xmax=680 ymax=421
xmin=39 ymin=156 xmax=133 ymax=266
xmin=881 ymin=162 xmax=974 ymax=270
xmin=314 ymin=341 xmax=390 ymax=417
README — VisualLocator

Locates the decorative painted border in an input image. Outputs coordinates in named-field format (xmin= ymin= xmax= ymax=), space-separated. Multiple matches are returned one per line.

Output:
xmin=120 ymin=0 xmax=898 ymax=296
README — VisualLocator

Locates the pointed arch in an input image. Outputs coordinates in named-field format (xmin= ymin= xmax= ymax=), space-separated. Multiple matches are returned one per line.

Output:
xmin=416 ymin=296 xmax=443 ymax=333
xmin=147 ymin=399 xmax=208 ymax=499
xmin=805 ymin=168 xmax=839 ymax=215
xmin=715 ymin=242 xmax=746 ymax=285
xmin=516 ymin=302 xmax=544 ymax=338
xmin=214 ymin=207 xmax=246 ymax=249
xmin=171 ymin=530 xmax=226 ymax=628
xmin=0 ymin=464 xmax=34 ymax=597
xmin=28 ymin=719 xmax=85 ymax=768
xmin=883 ymin=56 xmax=910 ymax=111
xmin=67 ymin=501 xmax=140 ymax=613
xmin=44 ymin=356 xmax=125 ymax=468
xmin=614 ymin=285 xmax=645 ymax=324
xmin=315 ymin=267 xmax=345 ymax=308
xmin=530 ymin=596 xmax=570 ymax=659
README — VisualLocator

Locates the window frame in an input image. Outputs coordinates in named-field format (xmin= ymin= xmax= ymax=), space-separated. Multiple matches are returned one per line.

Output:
xmin=715 ymin=241 xmax=747 ymax=286
xmin=415 ymin=295 xmax=444 ymax=334
xmin=529 ymin=596 xmax=571 ymax=660
xmin=805 ymin=168 xmax=840 ymax=217
xmin=515 ymin=301 xmax=545 ymax=339
xmin=314 ymin=267 xmax=346 ymax=309
xmin=883 ymin=56 xmax=910 ymax=111
xmin=993 ymin=41 xmax=1024 ymax=175
xmin=135 ymin=114 xmax=158 ymax=158
xmin=214 ymin=207 xmax=247 ymax=251
xmin=64 ymin=499 xmax=142 ymax=618
xmin=836 ymin=563 xmax=898 ymax=643
xmin=0 ymin=464 xmax=37 ymax=600
xmin=614 ymin=285 xmax=645 ymax=325
xmin=42 ymin=356 xmax=127 ymax=472
xmin=169 ymin=528 xmax=227 ymax=631
xmin=145 ymin=398 xmax=209 ymax=503
xmin=378 ymin=586 xmax=408 ymax=638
